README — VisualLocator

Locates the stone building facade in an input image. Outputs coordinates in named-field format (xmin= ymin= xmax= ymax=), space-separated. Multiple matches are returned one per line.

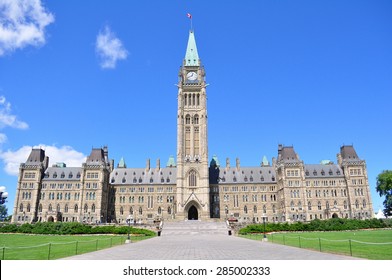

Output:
xmin=11 ymin=30 xmax=373 ymax=224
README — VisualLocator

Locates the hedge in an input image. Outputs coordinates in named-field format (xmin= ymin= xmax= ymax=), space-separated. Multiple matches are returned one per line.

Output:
xmin=238 ymin=218 xmax=390 ymax=235
xmin=0 ymin=222 xmax=156 ymax=236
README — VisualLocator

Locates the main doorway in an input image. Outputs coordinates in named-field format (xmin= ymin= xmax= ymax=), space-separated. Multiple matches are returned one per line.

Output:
xmin=188 ymin=205 xmax=198 ymax=220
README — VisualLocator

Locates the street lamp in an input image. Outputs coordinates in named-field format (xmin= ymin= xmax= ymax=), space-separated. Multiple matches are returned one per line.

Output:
xmin=262 ymin=214 xmax=267 ymax=241
xmin=125 ymin=215 xmax=132 ymax=244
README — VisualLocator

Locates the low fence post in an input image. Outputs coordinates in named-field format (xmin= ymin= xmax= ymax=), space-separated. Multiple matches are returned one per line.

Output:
xmin=48 ymin=243 xmax=52 ymax=260
xmin=2 ymin=247 xmax=5 ymax=260
xmin=319 ymin=238 xmax=322 ymax=252
xmin=349 ymin=239 xmax=353 ymax=256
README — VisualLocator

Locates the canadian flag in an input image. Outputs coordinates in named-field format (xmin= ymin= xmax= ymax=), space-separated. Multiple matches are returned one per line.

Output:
xmin=187 ymin=13 xmax=192 ymax=19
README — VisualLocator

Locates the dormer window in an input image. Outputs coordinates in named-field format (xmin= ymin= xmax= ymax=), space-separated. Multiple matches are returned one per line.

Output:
xmin=45 ymin=173 xmax=49 ymax=178
xmin=321 ymin=170 xmax=325 ymax=176
xmin=250 ymin=176 xmax=253 ymax=182
xmin=122 ymin=177 xmax=126 ymax=183
xmin=329 ymin=169 xmax=333 ymax=175
xmin=233 ymin=176 xmax=237 ymax=182
xmin=244 ymin=176 xmax=248 ymax=182
xmin=161 ymin=177 xmax=164 ymax=183
xmin=139 ymin=177 xmax=142 ymax=183
xmin=53 ymin=172 xmax=57 ymax=178
xmin=336 ymin=170 xmax=341 ymax=175
xmin=261 ymin=176 xmax=264 ymax=182
xmin=133 ymin=177 xmax=137 ymax=183
xmin=111 ymin=177 xmax=115 ymax=183
xmin=272 ymin=176 xmax=275 ymax=181
xmin=150 ymin=178 xmax=154 ymax=183
xmin=313 ymin=170 xmax=317 ymax=176
xmin=76 ymin=172 xmax=81 ymax=178
xmin=68 ymin=172 xmax=73 ymax=179
xmin=305 ymin=170 xmax=309 ymax=176
xmin=61 ymin=172 xmax=65 ymax=178
xmin=166 ymin=177 xmax=170 ymax=183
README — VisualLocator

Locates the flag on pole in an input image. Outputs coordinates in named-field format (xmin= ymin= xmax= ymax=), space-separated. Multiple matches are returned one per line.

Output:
xmin=187 ymin=13 xmax=192 ymax=19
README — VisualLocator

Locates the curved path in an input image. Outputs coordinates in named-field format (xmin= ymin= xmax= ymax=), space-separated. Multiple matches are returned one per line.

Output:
xmin=63 ymin=221 xmax=358 ymax=260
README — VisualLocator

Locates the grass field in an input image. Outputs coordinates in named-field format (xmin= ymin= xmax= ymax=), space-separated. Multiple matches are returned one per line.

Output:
xmin=242 ymin=229 xmax=392 ymax=259
xmin=0 ymin=234 xmax=154 ymax=260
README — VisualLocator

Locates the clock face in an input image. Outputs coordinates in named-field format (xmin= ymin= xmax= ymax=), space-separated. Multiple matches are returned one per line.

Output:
xmin=186 ymin=71 xmax=198 ymax=81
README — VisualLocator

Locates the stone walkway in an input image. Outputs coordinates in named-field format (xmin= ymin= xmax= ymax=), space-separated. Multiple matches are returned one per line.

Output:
xmin=63 ymin=220 xmax=358 ymax=260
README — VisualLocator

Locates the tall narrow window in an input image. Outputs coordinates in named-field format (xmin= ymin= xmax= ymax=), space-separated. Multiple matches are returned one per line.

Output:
xmin=194 ymin=127 xmax=199 ymax=155
xmin=185 ymin=127 xmax=191 ymax=155
xmin=189 ymin=170 xmax=197 ymax=187
xmin=184 ymin=94 xmax=187 ymax=106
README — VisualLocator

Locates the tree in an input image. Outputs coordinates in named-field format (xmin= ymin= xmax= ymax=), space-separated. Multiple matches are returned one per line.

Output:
xmin=0 ymin=204 xmax=8 ymax=221
xmin=376 ymin=170 xmax=392 ymax=217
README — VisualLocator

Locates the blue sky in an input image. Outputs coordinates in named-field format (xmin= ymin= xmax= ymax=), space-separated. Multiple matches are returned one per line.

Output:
xmin=0 ymin=0 xmax=391 ymax=214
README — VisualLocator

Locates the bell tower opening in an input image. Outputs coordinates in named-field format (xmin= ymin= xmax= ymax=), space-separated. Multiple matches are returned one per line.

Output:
xmin=188 ymin=205 xmax=198 ymax=220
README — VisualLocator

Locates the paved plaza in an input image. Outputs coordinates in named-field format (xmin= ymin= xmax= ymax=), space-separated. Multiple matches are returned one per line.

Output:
xmin=63 ymin=221 xmax=358 ymax=260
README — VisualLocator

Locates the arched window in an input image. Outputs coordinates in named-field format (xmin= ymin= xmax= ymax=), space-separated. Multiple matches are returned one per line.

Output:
xmin=318 ymin=201 xmax=322 ymax=210
xmin=253 ymin=205 xmax=257 ymax=213
xmin=130 ymin=207 xmax=133 ymax=215
xmin=184 ymin=94 xmax=187 ymax=106
xmin=263 ymin=205 xmax=267 ymax=214
xmin=168 ymin=207 xmax=172 ymax=215
xmin=355 ymin=200 xmax=359 ymax=209
xmin=139 ymin=207 xmax=143 ymax=215
xmin=65 ymin=204 xmax=69 ymax=213
xmin=74 ymin=204 xmax=78 ymax=213
xmin=48 ymin=204 xmax=53 ymax=212
xmin=92 ymin=204 xmax=96 ymax=213
xmin=244 ymin=206 xmax=248 ymax=214
xmin=185 ymin=115 xmax=191 ymax=124
xmin=38 ymin=204 xmax=42 ymax=213
xmin=194 ymin=115 xmax=199 ymax=125
xmin=189 ymin=170 xmax=197 ymax=187
xmin=120 ymin=207 xmax=124 ymax=215
xmin=344 ymin=200 xmax=348 ymax=209
xmin=158 ymin=207 xmax=162 ymax=215
xmin=308 ymin=201 xmax=312 ymax=210
xmin=363 ymin=199 xmax=367 ymax=208
xmin=84 ymin=204 xmax=88 ymax=213
xmin=57 ymin=204 xmax=60 ymax=212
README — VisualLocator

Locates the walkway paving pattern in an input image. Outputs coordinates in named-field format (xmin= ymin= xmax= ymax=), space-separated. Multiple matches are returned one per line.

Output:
xmin=63 ymin=220 xmax=357 ymax=260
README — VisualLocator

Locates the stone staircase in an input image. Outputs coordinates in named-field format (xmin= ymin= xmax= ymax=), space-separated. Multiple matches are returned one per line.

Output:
xmin=161 ymin=220 xmax=229 ymax=236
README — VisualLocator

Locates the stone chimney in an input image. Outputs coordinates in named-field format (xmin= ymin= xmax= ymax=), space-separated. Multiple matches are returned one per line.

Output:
xmin=156 ymin=158 xmax=160 ymax=171
xmin=226 ymin=158 xmax=230 ymax=170
xmin=146 ymin=158 xmax=150 ymax=172
xmin=236 ymin=158 xmax=240 ymax=171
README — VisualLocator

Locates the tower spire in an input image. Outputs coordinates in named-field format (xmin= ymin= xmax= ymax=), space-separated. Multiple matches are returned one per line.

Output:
xmin=184 ymin=30 xmax=199 ymax=66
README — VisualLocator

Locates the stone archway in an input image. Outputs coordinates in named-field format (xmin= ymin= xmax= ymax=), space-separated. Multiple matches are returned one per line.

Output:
xmin=188 ymin=205 xmax=198 ymax=220
xmin=332 ymin=213 xmax=339 ymax=219
xmin=48 ymin=216 xmax=54 ymax=222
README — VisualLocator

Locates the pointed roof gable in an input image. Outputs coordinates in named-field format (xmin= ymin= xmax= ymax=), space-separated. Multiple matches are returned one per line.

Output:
xmin=166 ymin=155 xmax=176 ymax=167
xmin=185 ymin=30 xmax=199 ymax=66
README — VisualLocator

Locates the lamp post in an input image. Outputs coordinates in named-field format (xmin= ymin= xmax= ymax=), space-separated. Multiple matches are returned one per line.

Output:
xmin=125 ymin=215 xmax=132 ymax=244
xmin=262 ymin=214 xmax=267 ymax=241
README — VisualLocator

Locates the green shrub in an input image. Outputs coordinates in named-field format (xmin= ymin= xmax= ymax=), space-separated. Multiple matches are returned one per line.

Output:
xmin=239 ymin=218 xmax=390 ymax=235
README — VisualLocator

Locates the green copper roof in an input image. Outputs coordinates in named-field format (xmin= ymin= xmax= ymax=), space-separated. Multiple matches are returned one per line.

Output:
xmin=185 ymin=30 xmax=199 ymax=66
xmin=117 ymin=157 xmax=127 ymax=168
xmin=261 ymin=156 xmax=269 ymax=167
xmin=166 ymin=155 xmax=176 ymax=167
xmin=210 ymin=155 xmax=220 ymax=167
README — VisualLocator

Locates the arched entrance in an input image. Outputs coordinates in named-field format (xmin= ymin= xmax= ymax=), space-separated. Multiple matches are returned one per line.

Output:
xmin=48 ymin=216 xmax=54 ymax=222
xmin=188 ymin=205 xmax=198 ymax=220
xmin=332 ymin=213 xmax=339 ymax=219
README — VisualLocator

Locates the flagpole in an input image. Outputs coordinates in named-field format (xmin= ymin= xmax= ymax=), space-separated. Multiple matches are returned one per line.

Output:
xmin=187 ymin=13 xmax=193 ymax=31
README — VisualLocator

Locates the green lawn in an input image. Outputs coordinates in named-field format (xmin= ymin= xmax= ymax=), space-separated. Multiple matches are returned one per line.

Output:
xmin=0 ymin=234 xmax=154 ymax=260
xmin=242 ymin=229 xmax=392 ymax=259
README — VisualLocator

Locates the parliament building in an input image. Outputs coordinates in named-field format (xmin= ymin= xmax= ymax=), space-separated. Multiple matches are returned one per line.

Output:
xmin=12 ymin=30 xmax=373 ymax=224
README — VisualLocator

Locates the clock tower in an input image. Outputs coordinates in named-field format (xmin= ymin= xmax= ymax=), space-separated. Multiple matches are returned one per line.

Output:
xmin=176 ymin=30 xmax=210 ymax=220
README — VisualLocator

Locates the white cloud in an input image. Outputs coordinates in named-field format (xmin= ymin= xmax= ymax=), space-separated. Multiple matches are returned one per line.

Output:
xmin=0 ymin=144 xmax=87 ymax=176
xmin=0 ymin=0 xmax=55 ymax=56
xmin=0 ymin=133 xmax=7 ymax=144
xmin=0 ymin=95 xmax=28 ymax=130
xmin=96 ymin=25 xmax=128 ymax=69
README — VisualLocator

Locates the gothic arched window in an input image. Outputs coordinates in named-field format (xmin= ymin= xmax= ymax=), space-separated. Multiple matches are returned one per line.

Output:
xmin=189 ymin=170 xmax=197 ymax=187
